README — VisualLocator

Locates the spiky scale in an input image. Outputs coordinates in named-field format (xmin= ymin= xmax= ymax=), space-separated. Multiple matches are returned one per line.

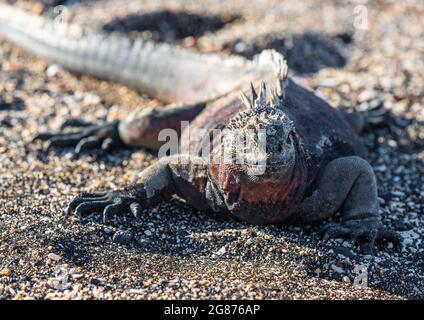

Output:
xmin=257 ymin=81 xmax=267 ymax=107
xmin=239 ymin=91 xmax=252 ymax=109
xmin=250 ymin=82 xmax=258 ymax=101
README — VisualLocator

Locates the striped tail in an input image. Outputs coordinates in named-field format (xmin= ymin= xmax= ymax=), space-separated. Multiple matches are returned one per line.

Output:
xmin=0 ymin=4 xmax=262 ymax=103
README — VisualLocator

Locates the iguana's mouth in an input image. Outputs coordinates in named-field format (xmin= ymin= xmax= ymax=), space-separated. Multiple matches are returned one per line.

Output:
xmin=242 ymin=153 xmax=295 ymax=174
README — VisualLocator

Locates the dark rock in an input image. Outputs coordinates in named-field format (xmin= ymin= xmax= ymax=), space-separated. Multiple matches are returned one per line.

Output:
xmin=112 ymin=230 xmax=133 ymax=245
xmin=334 ymin=246 xmax=356 ymax=259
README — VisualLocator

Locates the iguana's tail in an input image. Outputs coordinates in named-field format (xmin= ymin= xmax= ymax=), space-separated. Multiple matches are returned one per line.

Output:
xmin=0 ymin=4 xmax=270 ymax=103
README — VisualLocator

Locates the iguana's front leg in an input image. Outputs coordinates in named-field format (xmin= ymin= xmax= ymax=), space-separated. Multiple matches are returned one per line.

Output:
xmin=66 ymin=155 xmax=211 ymax=221
xmin=118 ymin=102 xmax=205 ymax=149
xmin=293 ymin=156 xmax=399 ymax=253
xmin=35 ymin=102 xmax=205 ymax=153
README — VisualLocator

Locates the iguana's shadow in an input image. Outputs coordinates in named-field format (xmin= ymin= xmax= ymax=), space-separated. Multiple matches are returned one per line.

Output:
xmin=224 ymin=31 xmax=351 ymax=75
xmin=102 ymin=10 xmax=240 ymax=42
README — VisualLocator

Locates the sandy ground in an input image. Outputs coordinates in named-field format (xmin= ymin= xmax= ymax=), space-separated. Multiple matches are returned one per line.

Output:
xmin=0 ymin=0 xmax=423 ymax=299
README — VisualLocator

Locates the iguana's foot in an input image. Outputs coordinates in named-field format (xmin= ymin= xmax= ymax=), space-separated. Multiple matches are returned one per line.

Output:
xmin=65 ymin=191 xmax=143 ymax=223
xmin=345 ymin=104 xmax=411 ymax=134
xmin=362 ymin=103 xmax=411 ymax=131
xmin=320 ymin=219 xmax=401 ymax=254
xmin=34 ymin=120 xmax=124 ymax=154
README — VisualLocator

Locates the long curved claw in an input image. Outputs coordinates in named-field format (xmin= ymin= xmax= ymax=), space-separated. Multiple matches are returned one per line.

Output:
xmin=103 ymin=201 xmax=125 ymax=223
xmin=45 ymin=134 xmax=88 ymax=149
xmin=65 ymin=192 xmax=109 ymax=216
xmin=376 ymin=228 xmax=402 ymax=249
xmin=79 ymin=192 xmax=107 ymax=198
xmin=101 ymin=137 xmax=120 ymax=151
xmin=61 ymin=118 xmax=94 ymax=129
xmin=320 ymin=223 xmax=350 ymax=242
xmin=75 ymin=136 xmax=103 ymax=154
xmin=65 ymin=191 xmax=143 ymax=223
xmin=319 ymin=222 xmax=400 ymax=254
xmin=34 ymin=120 xmax=123 ymax=154
xmin=130 ymin=202 xmax=143 ymax=220
xmin=75 ymin=200 xmax=114 ymax=218
xmin=33 ymin=132 xmax=57 ymax=141
xmin=352 ymin=228 xmax=378 ymax=255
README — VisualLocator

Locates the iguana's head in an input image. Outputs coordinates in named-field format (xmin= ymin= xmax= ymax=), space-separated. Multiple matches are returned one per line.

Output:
xmin=226 ymin=81 xmax=296 ymax=171
xmin=210 ymin=80 xmax=306 ymax=221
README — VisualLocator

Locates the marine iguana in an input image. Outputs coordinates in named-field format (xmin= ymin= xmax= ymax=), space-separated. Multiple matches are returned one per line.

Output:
xmin=0 ymin=4 xmax=399 ymax=253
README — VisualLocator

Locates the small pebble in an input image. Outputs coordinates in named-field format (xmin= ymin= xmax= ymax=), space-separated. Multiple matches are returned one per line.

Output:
xmin=46 ymin=64 xmax=60 ymax=77
xmin=47 ymin=253 xmax=62 ymax=261
xmin=112 ymin=230 xmax=133 ymax=245
xmin=334 ymin=246 xmax=356 ymax=259
xmin=0 ymin=269 xmax=10 ymax=277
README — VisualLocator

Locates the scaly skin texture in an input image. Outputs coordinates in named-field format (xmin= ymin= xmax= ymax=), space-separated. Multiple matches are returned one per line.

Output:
xmin=0 ymin=5 xmax=399 ymax=252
